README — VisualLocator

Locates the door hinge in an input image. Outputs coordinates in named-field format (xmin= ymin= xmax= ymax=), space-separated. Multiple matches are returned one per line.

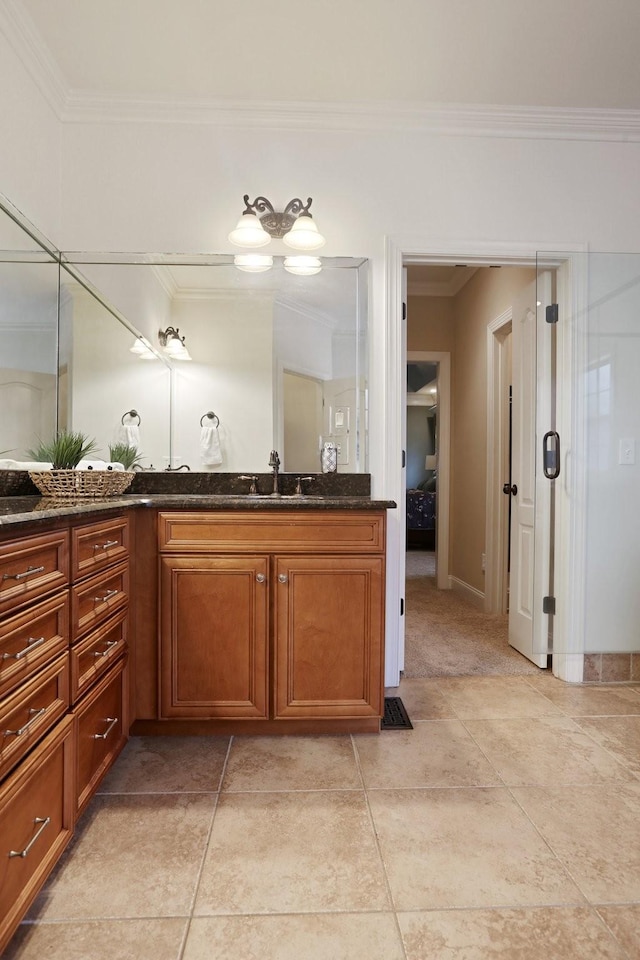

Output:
xmin=543 ymin=595 xmax=556 ymax=615
xmin=400 ymin=598 xmax=404 ymax=616
xmin=402 ymin=301 xmax=407 ymax=321
xmin=545 ymin=303 xmax=559 ymax=324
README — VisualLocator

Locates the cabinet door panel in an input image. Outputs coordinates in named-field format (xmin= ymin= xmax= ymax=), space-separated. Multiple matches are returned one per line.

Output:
xmin=274 ymin=557 xmax=384 ymax=719
xmin=160 ymin=556 xmax=268 ymax=719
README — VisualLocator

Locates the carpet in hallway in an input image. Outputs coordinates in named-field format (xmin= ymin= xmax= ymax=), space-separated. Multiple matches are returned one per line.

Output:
xmin=403 ymin=551 xmax=540 ymax=678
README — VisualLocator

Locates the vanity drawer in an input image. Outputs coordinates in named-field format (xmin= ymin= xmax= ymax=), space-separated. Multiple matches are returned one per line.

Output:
xmin=158 ymin=511 xmax=386 ymax=554
xmin=70 ymin=609 xmax=127 ymax=704
xmin=71 ymin=560 xmax=129 ymax=641
xmin=71 ymin=516 xmax=129 ymax=581
xmin=74 ymin=657 xmax=128 ymax=817
xmin=0 ymin=591 xmax=69 ymax=700
xmin=0 ymin=714 xmax=74 ymax=956
xmin=0 ymin=530 xmax=69 ymax=617
xmin=0 ymin=654 xmax=70 ymax=781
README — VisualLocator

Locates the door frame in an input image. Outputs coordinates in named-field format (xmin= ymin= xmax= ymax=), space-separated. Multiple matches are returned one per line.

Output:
xmin=485 ymin=308 xmax=512 ymax=614
xmin=384 ymin=237 xmax=586 ymax=687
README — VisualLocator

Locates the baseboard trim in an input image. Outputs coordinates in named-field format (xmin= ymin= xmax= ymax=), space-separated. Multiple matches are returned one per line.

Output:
xmin=449 ymin=576 xmax=485 ymax=609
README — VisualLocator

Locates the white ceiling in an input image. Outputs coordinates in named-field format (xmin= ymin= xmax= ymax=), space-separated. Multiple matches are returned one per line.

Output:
xmin=10 ymin=0 xmax=640 ymax=111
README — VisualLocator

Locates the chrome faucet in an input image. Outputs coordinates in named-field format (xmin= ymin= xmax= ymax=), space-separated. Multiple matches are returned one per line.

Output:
xmin=268 ymin=450 xmax=281 ymax=496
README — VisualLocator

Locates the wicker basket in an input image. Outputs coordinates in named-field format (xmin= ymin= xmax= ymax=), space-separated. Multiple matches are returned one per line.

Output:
xmin=29 ymin=469 xmax=135 ymax=499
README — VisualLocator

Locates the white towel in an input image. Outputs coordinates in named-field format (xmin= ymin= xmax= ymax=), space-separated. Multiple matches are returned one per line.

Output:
xmin=0 ymin=459 xmax=53 ymax=471
xmin=77 ymin=460 xmax=125 ymax=472
xmin=200 ymin=425 xmax=222 ymax=466
xmin=118 ymin=424 xmax=140 ymax=448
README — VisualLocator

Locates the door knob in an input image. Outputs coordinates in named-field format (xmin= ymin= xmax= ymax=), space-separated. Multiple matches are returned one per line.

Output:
xmin=502 ymin=483 xmax=518 ymax=496
xmin=256 ymin=573 xmax=266 ymax=583
xmin=278 ymin=573 xmax=288 ymax=584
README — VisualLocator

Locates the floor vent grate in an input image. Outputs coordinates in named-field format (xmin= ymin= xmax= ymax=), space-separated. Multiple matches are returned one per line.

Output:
xmin=381 ymin=697 xmax=413 ymax=730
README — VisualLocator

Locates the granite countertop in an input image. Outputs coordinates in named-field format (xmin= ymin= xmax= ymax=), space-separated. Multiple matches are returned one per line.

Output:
xmin=0 ymin=493 xmax=397 ymax=529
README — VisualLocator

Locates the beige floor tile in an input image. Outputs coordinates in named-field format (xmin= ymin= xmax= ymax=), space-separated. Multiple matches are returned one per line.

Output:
xmin=183 ymin=914 xmax=405 ymax=960
xmin=28 ymin=794 xmax=216 ymax=920
xmin=355 ymin=720 xmax=501 ymax=789
xmin=574 ymin=716 xmax=640 ymax=777
xmin=3 ymin=919 xmax=188 ymax=960
xmin=194 ymin=791 xmax=389 ymax=915
xmin=222 ymin=735 xmax=360 ymax=792
xmin=389 ymin=678 xmax=458 ymax=720
xmin=98 ymin=736 xmax=230 ymax=793
xmin=525 ymin=677 xmax=640 ymax=716
xmin=437 ymin=677 xmax=564 ymax=719
xmin=368 ymin=787 xmax=582 ymax=910
xmin=398 ymin=907 xmax=628 ymax=960
xmin=597 ymin=904 xmax=640 ymax=957
xmin=465 ymin=716 xmax=634 ymax=785
xmin=512 ymin=782 xmax=640 ymax=902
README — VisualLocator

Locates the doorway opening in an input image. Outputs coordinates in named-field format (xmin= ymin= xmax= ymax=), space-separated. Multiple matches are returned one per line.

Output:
xmin=402 ymin=261 xmax=552 ymax=678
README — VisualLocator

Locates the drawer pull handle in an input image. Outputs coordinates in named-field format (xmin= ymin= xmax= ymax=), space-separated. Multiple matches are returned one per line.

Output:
xmin=256 ymin=573 xmax=266 ymax=583
xmin=5 ymin=707 xmax=47 ymax=737
xmin=2 ymin=565 xmax=45 ymax=582
xmin=92 ymin=641 xmax=119 ymax=658
xmin=93 ymin=589 xmax=119 ymax=604
xmin=93 ymin=716 xmax=118 ymax=740
xmin=92 ymin=540 xmax=119 ymax=551
xmin=9 ymin=816 xmax=51 ymax=858
xmin=2 ymin=636 xmax=46 ymax=660
xmin=278 ymin=574 xmax=288 ymax=584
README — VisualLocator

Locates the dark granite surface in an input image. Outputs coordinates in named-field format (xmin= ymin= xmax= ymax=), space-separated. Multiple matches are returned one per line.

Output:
xmin=0 ymin=470 xmax=395 ymax=530
xmin=0 ymin=493 xmax=396 ymax=530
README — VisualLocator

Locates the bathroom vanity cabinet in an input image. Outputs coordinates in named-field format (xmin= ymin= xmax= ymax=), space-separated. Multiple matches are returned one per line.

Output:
xmin=157 ymin=510 xmax=385 ymax=731
xmin=0 ymin=513 xmax=130 ymax=952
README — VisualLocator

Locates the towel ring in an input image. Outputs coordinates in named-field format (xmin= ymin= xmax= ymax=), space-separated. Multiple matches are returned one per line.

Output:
xmin=121 ymin=409 xmax=141 ymax=425
xmin=200 ymin=411 xmax=220 ymax=427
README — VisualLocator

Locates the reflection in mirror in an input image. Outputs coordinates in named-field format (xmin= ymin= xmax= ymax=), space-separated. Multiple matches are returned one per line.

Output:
xmin=0 ymin=195 xmax=59 ymax=460
xmin=65 ymin=255 xmax=369 ymax=473
xmin=58 ymin=265 xmax=172 ymax=469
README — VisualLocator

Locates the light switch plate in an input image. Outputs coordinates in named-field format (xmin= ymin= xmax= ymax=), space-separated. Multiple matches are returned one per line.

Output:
xmin=619 ymin=438 xmax=635 ymax=465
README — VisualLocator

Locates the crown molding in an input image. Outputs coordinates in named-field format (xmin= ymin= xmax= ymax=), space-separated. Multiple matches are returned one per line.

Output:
xmin=3 ymin=1 xmax=640 ymax=142
xmin=57 ymin=95 xmax=640 ymax=142
xmin=0 ymin=0 xmax=67 ymax=118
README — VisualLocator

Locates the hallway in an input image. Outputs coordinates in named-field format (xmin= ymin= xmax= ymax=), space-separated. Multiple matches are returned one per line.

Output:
xmin=403 ymin=550 xmax=540 ymax=678
xmin=5 ymin=676 xmax=640 ymax=959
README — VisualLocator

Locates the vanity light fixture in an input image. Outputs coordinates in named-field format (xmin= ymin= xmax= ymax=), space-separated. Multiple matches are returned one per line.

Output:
xmin=129 ymin=336 xmax=157 ymax=360
xmin=233 ymin=254 xmax=274 ymax=273
xmin=228 ymin=195 xmax=326 ymax=251
xmin=158 ymin=326 xmax=192 ymax=361
xmin=283 ymin=256 xmax=322 ymax=277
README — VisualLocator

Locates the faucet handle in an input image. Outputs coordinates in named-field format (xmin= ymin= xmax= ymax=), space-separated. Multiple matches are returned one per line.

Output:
xmin=239 ymin=474 xmax=258 ymax=494
xmin=295 ymin=476 xmax=316 ymax=496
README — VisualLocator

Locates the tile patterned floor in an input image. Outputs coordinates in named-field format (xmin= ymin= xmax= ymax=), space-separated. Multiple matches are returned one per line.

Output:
xmin=4 ymin=675 xmax=640 ymax=959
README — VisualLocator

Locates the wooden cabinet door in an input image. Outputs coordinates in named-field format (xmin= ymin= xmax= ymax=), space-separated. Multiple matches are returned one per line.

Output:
xmin=274 ymin=556 xmax=384 ymax=719
xmin=160 ymin=556 xmax=269 ymax=719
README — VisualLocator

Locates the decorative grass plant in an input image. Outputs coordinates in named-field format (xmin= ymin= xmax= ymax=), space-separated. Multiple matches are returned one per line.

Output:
xmin=108 ymin=442 xmax=143 ymax=471
xmin=28 ymin=430 xmax=99 ymax=470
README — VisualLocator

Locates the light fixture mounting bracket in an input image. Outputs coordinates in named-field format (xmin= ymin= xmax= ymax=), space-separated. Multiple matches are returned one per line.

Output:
xmin=241 ymin=195 xmax=313 ymax=238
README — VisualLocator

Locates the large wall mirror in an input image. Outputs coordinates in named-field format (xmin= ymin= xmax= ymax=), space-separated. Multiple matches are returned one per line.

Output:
xmin=0 ymin=196 xmax=369 ymax=474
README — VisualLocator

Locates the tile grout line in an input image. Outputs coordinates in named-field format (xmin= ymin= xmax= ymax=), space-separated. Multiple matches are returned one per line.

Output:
xmin=349 ymin=734 xmax=410 ymax=960
xmin=176 ymin=734 xmax=235 ymax=960
xmin=591 ymin=905 xmax=636 ymax=960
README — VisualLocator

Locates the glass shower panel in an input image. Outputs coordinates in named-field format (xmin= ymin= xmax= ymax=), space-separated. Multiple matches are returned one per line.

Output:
xmin=583 ymin=254 xmax=640 ymax=659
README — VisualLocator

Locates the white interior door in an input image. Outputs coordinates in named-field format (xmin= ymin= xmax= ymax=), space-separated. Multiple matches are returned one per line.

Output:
xmin=508 ymin=280 xmax=549 ymax=666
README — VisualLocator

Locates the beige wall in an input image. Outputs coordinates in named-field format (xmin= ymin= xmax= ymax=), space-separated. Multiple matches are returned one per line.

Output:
xmin=407 ymin=296 xmax=454 ymax=353
xmin=451 ymin=267 xmax=535 ymax=592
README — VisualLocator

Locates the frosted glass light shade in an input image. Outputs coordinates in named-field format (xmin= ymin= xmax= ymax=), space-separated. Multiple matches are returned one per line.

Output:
xmin=282 ymin=215 xmax=326 ymax=251
xmin=129 ymin=337 xmax=148 ymax=354
xmin=228 ymin=213 xmax=271 ymax=248
xmin=234 ymin=254 xmax=273 ymax=273
xmin=284 ymin=256 xmax=322 ymax=276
